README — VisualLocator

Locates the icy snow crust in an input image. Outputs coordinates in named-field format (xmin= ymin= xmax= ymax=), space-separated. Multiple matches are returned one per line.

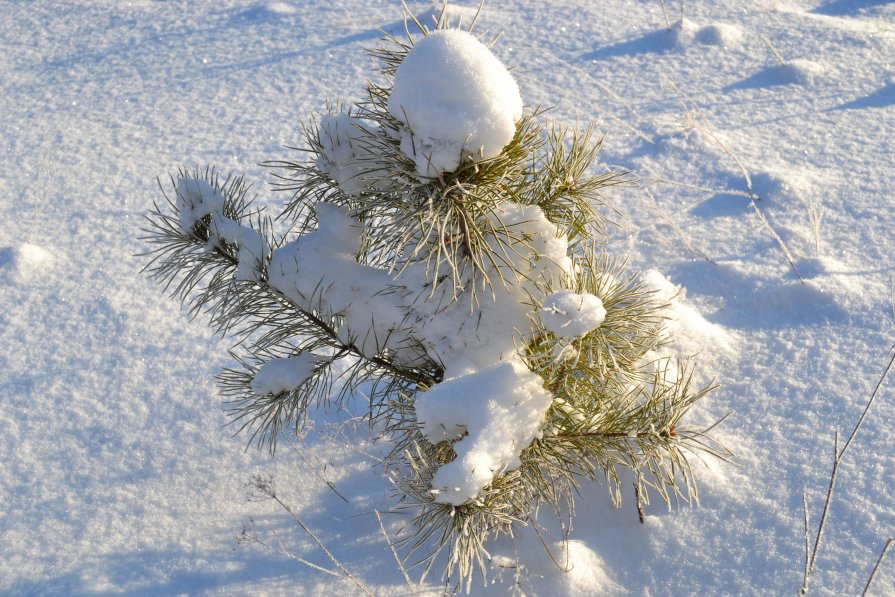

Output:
xmin=5 ymin=2 xmax=895 ymax=596
xmin=388 ymin=29 xmax=523 ymax=177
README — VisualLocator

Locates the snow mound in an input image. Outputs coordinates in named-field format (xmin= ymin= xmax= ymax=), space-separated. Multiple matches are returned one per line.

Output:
xmin=415 ymin=358 xmax=553 ymax=506
xmin=732 ymin=60 xmax=827 ymax=89
xmin=671 ymin=18 xmax=744 ymax=49
xmin=388 ymin=29 xmax=523 ymax=177
xmin=0 ymin=243 xmax=55 ymax=283
xmin=641 ymin=269 xmax=736 ymax=361
xmin=541 ymin=290 xmax=606 ymax=338
xmin=695 ymin=22 xmax=745 ymax=47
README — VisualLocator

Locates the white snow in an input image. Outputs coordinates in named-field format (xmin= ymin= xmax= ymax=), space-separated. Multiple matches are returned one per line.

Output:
xmin=250 ymin=354 xmax=319 ymax=396
xmin=388 ymin=29 xmax=523 ymax=177
xmin=268 ymin=200 xmax=570 ymax=502
xmin=315 ymin=113 xmax=373 ymax=197
xmin=175 ymin=177 xmax=225 ymax=234
xmin=3 ymin=1 xmax=895 ymax=595
xmin=541 ymin=289 xmax=607 ymax=337
xmin=415 ymin=358 xmax=553 ymax=505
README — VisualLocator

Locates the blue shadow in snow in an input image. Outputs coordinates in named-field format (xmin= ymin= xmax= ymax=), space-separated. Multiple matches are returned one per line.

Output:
xmin=723 ymin=63 xmax=811 ymax=91
xmin=0 ymin=246 xmax=13 ymax=269
xmin=688 ymin=192 xmax=752 ymax=219
xmin=811 ymin=0 xmax=892 ymax=15
xmin=833 ymin=82 xmax=895 ymax=110
xmin=581 ymin=28 xmax=677 ymax=60
xmin=4 ymin=545 xmax=300 ymax=597
xmin=668 ymin=260 xmax=849 ymax=330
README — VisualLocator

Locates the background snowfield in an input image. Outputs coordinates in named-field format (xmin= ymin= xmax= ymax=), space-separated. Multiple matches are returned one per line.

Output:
xmin=1 ymin=0 xmax=893 ymax=594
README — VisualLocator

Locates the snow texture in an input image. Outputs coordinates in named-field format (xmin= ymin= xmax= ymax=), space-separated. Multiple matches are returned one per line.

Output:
xmin=541 ymin=289 xmax=607 ymax=337
xmin=388 ymin=29 xmax=523 ymax=177
xmin=4 ymin=1 xmax=895 ymax=595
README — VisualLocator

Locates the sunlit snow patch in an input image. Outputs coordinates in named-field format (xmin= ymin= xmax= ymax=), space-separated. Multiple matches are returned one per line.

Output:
xmin=641 ymin=269 xmax=736 ymax=361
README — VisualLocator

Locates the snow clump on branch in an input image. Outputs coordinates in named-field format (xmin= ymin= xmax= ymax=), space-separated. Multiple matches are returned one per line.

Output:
xmin=388 ymin=29 xmax=523 ymax=177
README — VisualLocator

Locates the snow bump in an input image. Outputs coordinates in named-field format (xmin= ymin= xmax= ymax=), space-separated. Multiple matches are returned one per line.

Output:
xmin=388 ymin=29 xmax=523 ymax=177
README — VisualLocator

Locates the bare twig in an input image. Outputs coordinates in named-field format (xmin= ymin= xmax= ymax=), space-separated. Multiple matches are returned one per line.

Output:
xmin=528 ymin=516 xmax=569 ymax=572
xmin=808 ymin=201 xmax=823 ymax=258
xmin=800 ymin=347 xmax=895 ymax=595
xmin=634 ymin=482 xmax=646 ymax=524
xmin=801 ymin=431 xmax=840 ymax=596
xmin=376 ymin=509 xmax=417 ymax=595
xmin=238 ymin=518 xmax=341 ymax=577
xmin=640 ymin=184 xmax=716 ymax=264
xmin=862 ymin=538 xmax=895 ymax=597
xmin=250 ymin=476 xmax=374 ymax=596
xmin=659 ymin=0 xmax=671 ymax=30
xmin=760 ymin=34 xmax=787 ymax=65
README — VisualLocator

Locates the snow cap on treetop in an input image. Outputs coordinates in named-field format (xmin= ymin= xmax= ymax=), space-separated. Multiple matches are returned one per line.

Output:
xmin=388 ymin=29 xmax=523 ymax=178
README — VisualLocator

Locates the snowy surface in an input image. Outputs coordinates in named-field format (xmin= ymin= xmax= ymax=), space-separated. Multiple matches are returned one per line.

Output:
xmin=2 ymin=1 xmax=894 ymax=595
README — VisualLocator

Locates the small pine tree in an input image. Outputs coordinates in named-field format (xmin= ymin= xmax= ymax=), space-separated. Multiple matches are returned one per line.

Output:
xmin=142 ymin=4 xmax=727 ymax=589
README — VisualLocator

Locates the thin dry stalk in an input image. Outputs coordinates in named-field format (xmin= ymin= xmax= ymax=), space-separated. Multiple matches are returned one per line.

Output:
xmin=252 ymin=476 xmax=374 ymax=596
xmin=640 ymin=184 xmax=715 ymax=264
xmin=760 ymin=34 xmax=787 ymax=65
xmin=659 ymin=0 xmax=671 ymax=30
xmin=666 ymin=79 xmax=804 ymax=283
xmin=800 ymin=346 xmax=895 ymax=595
xmin=376 ymin=509 xmax=417 ymax=595
xmin=862 ymin=538 xmax=895 ymax=597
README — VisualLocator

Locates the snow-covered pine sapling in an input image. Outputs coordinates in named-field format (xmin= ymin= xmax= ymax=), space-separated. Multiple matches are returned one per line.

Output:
xmin=141 ymin=4 xmax=727 ymax=589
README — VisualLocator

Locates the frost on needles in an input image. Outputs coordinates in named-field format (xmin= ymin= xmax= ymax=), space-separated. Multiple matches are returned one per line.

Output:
xmin=142 ymin=6 xmax=727 ymax=589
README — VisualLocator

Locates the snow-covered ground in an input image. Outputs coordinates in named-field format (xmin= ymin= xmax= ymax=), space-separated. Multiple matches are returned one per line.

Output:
xmin=2 ymin=0 xmax=894 ymax=594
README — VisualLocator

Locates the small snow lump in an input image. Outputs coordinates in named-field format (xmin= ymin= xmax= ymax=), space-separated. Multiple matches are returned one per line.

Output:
xmin=388 ymin=29 xmax=523 ymax=177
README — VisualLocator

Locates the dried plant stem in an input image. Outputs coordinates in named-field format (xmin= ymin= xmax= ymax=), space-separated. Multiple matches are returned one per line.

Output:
xmin=376 ymin=509 xmax=417 ymax=595
xmin=640 ymin=184 xmax=715 ymax=264
xmin=240 ymin=518 xmax=341 ymax=577
xmin=252 ymin=476 xmax=373 ymax=596
xmin=862 ymin=538 xmax=895 ymax=597
xmin=659 ymin=0 xmax=671 ymax=30
xmin=760 ymin=34 xmax=787 ymax=65
xmin=800 ymin=346 xmax=895 ymax=595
